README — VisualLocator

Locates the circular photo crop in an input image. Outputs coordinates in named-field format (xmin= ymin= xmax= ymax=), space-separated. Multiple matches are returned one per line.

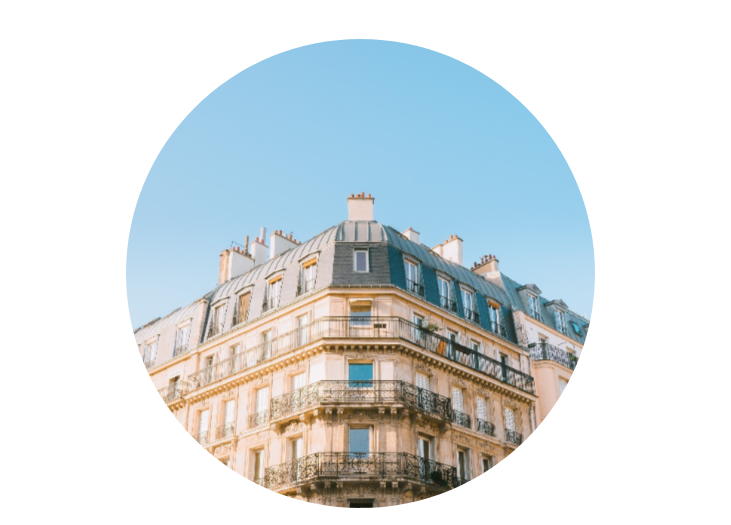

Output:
xmin=127 ymin=39 xmax=593 ymax=507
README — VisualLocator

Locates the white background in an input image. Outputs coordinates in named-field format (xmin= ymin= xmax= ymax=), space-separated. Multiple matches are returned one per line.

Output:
xmin=1 ymin=1 xmax=729 ymax=523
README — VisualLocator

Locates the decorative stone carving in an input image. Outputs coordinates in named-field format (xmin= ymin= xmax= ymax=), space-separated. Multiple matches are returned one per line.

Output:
xmin=453 ymin=433 xmax=474 ymax=446
xmin=283 ymin=420 xmax=306 ymax=434
xmin=415 ymin=419 xmax=439 ymax=434
xmin=214 ymin=444 xmax=232 ymax=456
xmin=415 ymin=363 xmax=433 ymax=375
xmin=347 ymin=484 xmax=374 ymax=496
xmin=347 ymin=410 xmax=377 ymax=421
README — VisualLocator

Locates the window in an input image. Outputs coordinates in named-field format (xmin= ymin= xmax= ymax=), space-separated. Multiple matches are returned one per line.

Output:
xmin=447 ymin=330 xmax=458 ymax=359
xmin=204 ymin=355 xmax=214 ymax=384
xmin=571 ymin=321 xmax=582 ymax=335
xmin=234 ymin=292 xmax=251 ymax=325
xmin=253 ymin=449 xmax=264 ymax=483
xmin=488 ymin=304 xmax=500 ymax=333
xmin=292 ymin=372 xmax=306 ymax=391
xmin=438 ymin=277 xmax=452 ymax=309
xmin=504 ymin=407 xmax=516 ymax=431
xmin=349 ymin=500 xmax=374 ymax=508
xmin=296 ymin=314 xmax=309 ymax=346
xmin=471 ymin=340 xmax=481 ymax=353
xmin=558 ymin=378 xmax=568 ymax=395
xmin=461 ymin=289 xmax=477 ymax=321
xmin=198 ymin=409 xmax=210 ymax=444
xmin=143 ymin=340 xmax=158 ymax=367
xmin=412 ymin=314 xmax=425 ymax=344
xmin=221 ymin=400 xmax=235 ymax=438
xmin=265 ymin=277 xmax=282 ymax=311
xmin=230 ymin=344 xmax=242 ymax=373
xmin=528 ymin=294 xmax=539 ymax=319
xmin=555 ymin=309 xmax=566 ymax=334
xmin=349 ymin=362 xmax=373 ymax=387
xmin=415 ymin=372 xmax=430 ymax=391
xmin=210 ymin=304 xmax=226 ymax=336
xmin=476 ymin=397 xmax=487 ymax=421
xmin=349 ymin=428 xmax=370 ymax=456
xmin=300 ymin=259 xmax=317 ymax=295
xmin=350 ymin=302 xmax=371 ymax=327
xmin=418 ymin=435 xmax=431 ymax=462
xmin=482 ymin=456 xmax=494 ymax=473
xmin=452 ymin=387 xmax=464 ymax=412
xmin=354 ymin=249 xmax=369 ymax=272
xmin=261 ymin=330 xmax=272 ymax=359
xmin=457 ymin=449 xmax=470 ymax=482
xmin=404 ymin=259 xmax=422 ymax=295
xmin=255 ymin=387 xmax=269 ymax=416
xmin=498 ymin=353 xmax=509 ymax=380
xmin=174 ymin=324 xmax=191 ymax=356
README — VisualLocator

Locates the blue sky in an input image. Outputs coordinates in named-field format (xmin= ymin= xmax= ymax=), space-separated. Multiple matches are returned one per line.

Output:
xmin=127 ymin=39 xmax=593 ymax=329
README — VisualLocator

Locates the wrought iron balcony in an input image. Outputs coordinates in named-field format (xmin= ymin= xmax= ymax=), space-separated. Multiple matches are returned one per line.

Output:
xmin=406 ymin=279 xmax=425 ymax=297
xmin=463 ymin=307 xmax=480 ymax=323
xmin=186 ymin=316 xmax=535 ymax=395
xmin=173 ymin=342 xmax=190 ymax=358
xmin=206 ymin=321 xmax=225 ymax=339
xmin=440 ymin=295 xmax=458 ymax=312
xmin=297 ymin=279 xmax=316 ymax=296
xmin=268 ymin=381 xmax=453 ymax=423
xmin=488 ymin=321 xmax=507 ymax=338
xmin=197 ymin=431 xmax=209 ymax=446
xmin=263 ymin=452 xmax=459 ymax=491
xmin=248 ymin=410 xmax=269 ymax=429
xmin=262 ymin=296 xmax=281 ymax=313
xmin=477 ymin=418 xmax=496 ymax=437
xmin=144 ymin=359 xmax=156 ymax=370
xmin=157 ymin=380 xmax=190 ymax=404
xmin=452 ymin=409 xmax=471 ymax=429
xmin=529 ymin=342 xmax=578 ymax=370
xmin=505 ymin=429 xmax=522 ymax=445
xmin=217 ymin=422 xmax=235 ymax=440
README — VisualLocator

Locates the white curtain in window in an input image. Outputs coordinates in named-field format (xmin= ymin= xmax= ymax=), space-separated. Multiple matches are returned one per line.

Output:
xmin=452 ymin=387 xmax=464 ymax=411
xmin=198 ymin=409 xmax=210 ymax=435
xmin=256 ymin=387 xmax=269 ymax=414
xmin=416 ymin=372 xmax=430 ymax=391
xmin=292 ymin=373 xmax=306 ymax=391
xmin=504 ymin=407 xmax=515 ymax=431
xmin=476 ymin=397 xmax=487 ymax=421
xmin=224 ymin=400 xmax=235 ymax=424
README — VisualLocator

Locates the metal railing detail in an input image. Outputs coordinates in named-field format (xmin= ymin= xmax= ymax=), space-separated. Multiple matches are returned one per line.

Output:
xmin=248 ymin=410 xmax=269 ymax=429
xmin=406 ymin=279 xmax=425 ymax=297
xmin=477 ymin=419 xmax=496 ymax=437
xmin=263 ymin=452 xmax=459 ymax=491
xmin=197 ymin=431 xmax=209 ymax=446
xmin=262 ymin=296 xmax=281 ymax=313
xmin=217 ymin=422 xmax=235 ymax=440
xmin=463 ymin=307 xmax=480 ymax=323
xmin=439 ymin=295 xmax=458 ymax=312
xmin=269 ymin=381 xmax=453 ymax=422
xmin=298 ymin=279 xmax=316 ymax=296
xmin=157 ymin=380 xmax=191 ymax=404
xmin=505 ymin=429 xmax=523 ymax=445
xmin=529 ymin=343 xmax=578 ymax=370
xmin=186 ymin=317 xmax=535 ymax=395
xmin=452 ymin=409 xmax=471 ymax=429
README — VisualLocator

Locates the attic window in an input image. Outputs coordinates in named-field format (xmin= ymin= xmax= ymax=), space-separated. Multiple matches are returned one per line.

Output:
xmin=354 ymin=249 xmax=369 ymax=272
xmin=571 ymin=321 xmax=582 ymax=335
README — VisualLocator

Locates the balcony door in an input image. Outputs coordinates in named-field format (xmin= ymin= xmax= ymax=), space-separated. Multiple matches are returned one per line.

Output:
xmin=291 ymin=372 xmax=306 ymax=410
xmin=198 ymin=409 xmax=209 ymax=444
xmin=292 ymin=437 xmax=304 ymax=480
xmin=418 ymin=436 xmax=432 ymax=481
xmin=296 ymin=314 xmax=309 ymax=347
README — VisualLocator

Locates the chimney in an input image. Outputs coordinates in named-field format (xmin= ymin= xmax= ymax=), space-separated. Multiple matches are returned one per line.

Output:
xmin=250 ymin=235 xmax=268 ymax=266
xmin=437 ymin=235 xmax=463 ymax=266
xmin=244 ymin=235 xmax=249 ymax=254
xmin=270 ymin=229 xmax=299 ymax=259
xmin=347 ymin=193 xmax=374 ymax=221
xmin=218 ymin=249 xmax=231 ymax=284
xmin=402 ymin=227 xmax=420 ymax=244
xmin=228 ymin=247 xmax=254 ymax=279
xmin=472 ymin=254 xmax=500 ymax=276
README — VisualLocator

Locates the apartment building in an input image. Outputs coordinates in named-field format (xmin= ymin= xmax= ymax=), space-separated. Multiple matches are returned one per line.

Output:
xmin=135 ymin=193 xmax=588 ymax=507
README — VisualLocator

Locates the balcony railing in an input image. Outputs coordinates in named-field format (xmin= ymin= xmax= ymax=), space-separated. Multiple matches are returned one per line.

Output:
xmin=186 ymin=317 xmax=535 ymax=395
xmin=269 ymin=381 xmax=453 ymax=423
xmin=505 ymin=429 xmax=523 ymax=445
xmin=406 ymin=279 xmax=425 ymax=297
xmin=217 ymin=422 xmax=235 ymax=440
xmin=262 ymin=296 xmax=281 ymax=313
xmin=488 ymin=321 xmax=507 ymax=338
xmin=529 ymin=343 xmax=578 ymax=370
xmin=439 ymin=296 xmax=457 ymax=312
xmin=463 ymin=307 xmax=480 ymax=323
xmin=297 ymin=279 xmax=316 ymax=296
xmin=144 ymin=359 xmax=156 ymax=370
xmin=197 ymin=431 xmax=209 ymax=446
xmin=263 ymin=452 xmax=459 ymax=491
xmin=452 ymin=409 xmax=471 ymax=429
xmin=157 ymin=380 xmax=190 ymax=404
xmin=477 ymin=419 xmax=496 ymax=437
xmin=207 ymin=321 xmax=225 ymax=339
xmin=173 ymin=343 xmax=190 ymax=358
xmin=248 ymin=410 xmax=269 ymax=429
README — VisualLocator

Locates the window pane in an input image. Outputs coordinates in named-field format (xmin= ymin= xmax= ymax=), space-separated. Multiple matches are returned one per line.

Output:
xmin=349 ymin=363 xmax=373 ymax=382
xmin=349 ymin=428 xmax=370 ymax=454
xmin=355 ymin=251 xmax=367 ymax=271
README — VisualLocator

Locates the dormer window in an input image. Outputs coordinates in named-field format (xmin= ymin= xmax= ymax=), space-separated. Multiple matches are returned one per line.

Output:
xmin=555 ymin=309 xmax=566 ymax=334
xmin=173 ymin=323 xmax=191 ymax=357
xmin=233 ymin=292 xmax=251 ymax=326
xmin=404 ymin=258 xmax=423 ymax=296
xmin=461 ymin=288 xmax=479 ymax=323
xmin=264 ymin=276 xmax=283 ymax=312
xmin=143 ymin=339 xmax=158 ymax=368
xmin=528 ymin=294 xmax=540 ymax=320
xmin=354 ymin=249 xmax=369 ymax=272
xmin=299 ymin=258 xmax=317 ymax=295
xmin=438 ymin=277 xmax=455 ymax=311
xmin=487 ymin=304 xmax=501 ymax=334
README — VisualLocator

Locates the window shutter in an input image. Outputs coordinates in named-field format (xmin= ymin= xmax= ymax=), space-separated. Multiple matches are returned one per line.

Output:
xmin=476 ymin=397 xmax=487 ymax=421
xmin=504 ymin=407 xmax=515 ymax=431
xmin=224 ymin=400 xmax=235 ymax=424
xmin=256 ymin=387 xmax=269 ymax=414
xmin=416 ymin=373 xmax=430 ymax=391
xmin=199 ymin=409 xmax=210 ymax=435
xmin=292 ymin=373 xmax=306 ymax=390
